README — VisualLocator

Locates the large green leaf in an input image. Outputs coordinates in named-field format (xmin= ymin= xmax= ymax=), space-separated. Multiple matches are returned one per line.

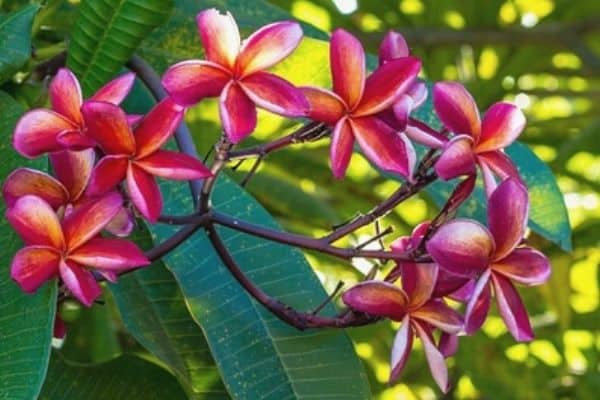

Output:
xmin=0 ymin=4 xmax=38 ymax=83
xmin=109 ymin=224 xmax=229 ymax=400
xmin=39 ymin=352 xmax=187 ymax=400
xmin=0 ymin=91 xmax=57 ymax=400
xmin=66 ymin=0 xmax=174 ymax=95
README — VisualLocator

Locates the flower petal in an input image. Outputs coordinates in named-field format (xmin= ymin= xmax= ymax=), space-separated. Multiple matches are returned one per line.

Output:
xmin=301 ymin=86 xmax=346 ymax=125
xmin=81 ymin=101 xmax=136 ymax=155
xmin=3 ymin=168 xmax=68 ymax=208
xmin=433 ymin=81 xmax=481 ymax=139
xmin=402 ymin=263 xmax=438 ymax=309
xmin=389 ymin=94 xmax=414 ymax=132
xmin=62 ymin=191 xmax=123 ymax=250
xmin=219 ymin=82 xmax=257 ymax=144
xmin=492 ymin=247 xmax=550 ymax=286
xmin=330 ymin=29 xmax=365 ymax=109
xmin=342 ymin=281 xmax=409 ymax=320
xmin=330 ymin=118 xmax=355 ymax=179
xmin=134 ymin=98 xmax=184 ymax=158
xmin=405 ymin=118 xmax=447 ymax=149
xmin=240 ymin=72 xmax=308 ymax=117
xmin=6 ymin=195 xmax=65 ymax=248
xmin=56 ymin=130 xmax=96 ymax=150
xmin=491 ymin=273 xmax=534 ymax=342
xmin=196 ymin=8 xmax=240 ymax=69
xmin=69 ymin=237 xmax=149 ymax=270
xmin=11 ymin=246 xmax=60 ymax=293
xmin=53 ymin=315 xmax=66 ymax=339
xmin=161 ymin=60 xmax=230 ymax=106
xmin=432 ymin=269 xmax=470 ymax=298
xmin=355 ymin=57 xmax=421 ymax=116
xmin=435 ymin=135 xmax=476 ymax=180
xmin=478 ymin=157 xmax=498 ymax=198
xmin=477 ymin=102 xmax=525 ymax=152
xmin=59 ymin=260 xmax=101 ymax=307
xmin=135 ymin=150 xmax=212 ymax=180
xmin=464 ymin=269 xmax=492 ymax=334
xmin=90 ymin=72 xmax=136 ymax=105
xmin=85 ymin=155 xmax=129 ymax=197
xmin=412 ymin=300 xmax=464 ymax=334
xmin=49 ymin=68 xmax=83 ymax=125
xmin=351 ymin=116 xmax=414 ymax=178
xmin=104 ymin=207 xmax=135 ymax=237
xmin=414 ymin=322 xmax=449 ymax=393
xmin=237 ymin=21 xmax=303 ymax=76
xmin=379 ymin=31 xmax=409 ymax=65
xmin=127 ymin=164 xmax=162 ymax=223
xmin=488 ymin=178 xmax=529 ymax=260
xmin=13 ymin=109 xmax=78 ymax=158
xmin=426 ymin=219 xmax=494 ymax=278
xmin=438 ymin=333 xmax=458 ymax=358
xmin=477 ymin=150 xmax=521 ymax=181
xmin=50 ymin=149 xmax=95 ymax=201
xmin=407 ymin=81 xmax=428 ymax=109
xmin=389 ymin=316 xmax=413 ymax=382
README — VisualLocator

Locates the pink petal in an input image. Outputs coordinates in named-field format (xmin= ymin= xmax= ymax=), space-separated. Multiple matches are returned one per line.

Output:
xmin=56 ymin=130 xmax=95 ymax=150
xmin=492 ymin=247 xmax=550 ymax=286
xmin=219 ymin=82 xmax=257 ymax=144
xmin=50 ymin=149 xmax=95 ymax=201
xmin=127 ymin=164 xmax=162 ymax=223
xmin=478 ymin=157 xmax=498 ymax=198
xmin=414 ymin=322 xmax=449 ymax=393
xmin=301 ymin=86 xmax=346 ymax=125
xmin=90 ymin=72 xmax=136 ymax=105
xmin=104 ymin=207 xmax=135 ymax=237
xmin=464 ymin=269 xmax=492 ymax=334
xmin=426 ymin=219 xmax=494 ymax=278
xmin=445 ymin=174 xmax=476 ymax=212
xmin=69 ymin=237 xmax=149 ymax=270
xmin=477 ymin=102 xmax=525 ymax=153
xmin=407 ymin=81 xmax=428 ymax=109
xmin=135 ymin=150 xmax=212 ymax=180
xmin=81 ymin=101 xmax=136 ymax=155
xmin=432 ymin=269 xmax=470 ymax=298
xmin=161 ymin=60 xmax=230 ymax=106
xmin=134 ymin=98 xmax=184 ymax=158
xmin=330 ymin=29 xmax=365 ymax=109
xmin=13 ymin=110 xmax=78 ymax=158
xmin=330 ymin=118 xmax=355 ymax=179
xmin=405 ymin=118 xmax=447 ymax=149
xmin=402 ymin=263 xmax=438 ymax=309
xmin=3 ymin=168 xmax=68 ymax=208
xmin=491 ymin=273 xmax=534 ymax=342
xmin=127 ymin=114 xmax=143 ymax=126
xmin=59 ymin=259 xmax=101 ymax=307
xmin=240 ymin=72 xmax=308 ymax=117
xmin=438 ymin=333 xmax=459 ymax=358
xmin=477 ymin=150 xmax=521 ymax=181
xmin=196 ymin=9 xmax=240 ymax=70
xmin=433 ymin=81 xmax=481 ymax=139
xmin=379 ymin=31 xmax=409 ymax=65
xmin=389 ymin=316 xmax=413 ymax=382
xmin=237 ymin=21 xmax=303 ymax=77
xmin=62 ymin=191 xmax=123 ymax=251
xmin=342 ymin=281 xmax=409 ymax=320
xmin=355 ymin=57 xmax=421 ymax=117
xmin=488 ymin=178 xmax=529 ymax=260
xmin=435 ymin=135 xmax=476 ymax=180
xmin=6 ymin=195 xmax=65 ymax=249
xmin=49 ymin=68 xmax=83 ymax=125
xmin=448 ymin=279 xmax=477 ymax=303
xmin=85 ymin=155 xmax=129 ymax=197
xmin=98 ymin=270 xmax=118 ymax=283
xmin=10 ymin=246 xmax=60 ymax=293
xmin=411 ymin=300 xmax=464 ymax=334
xmin=389 ymin=94 xmax=414 ymax=132
xmin=350 ymin=116 xmax=415 ymax=178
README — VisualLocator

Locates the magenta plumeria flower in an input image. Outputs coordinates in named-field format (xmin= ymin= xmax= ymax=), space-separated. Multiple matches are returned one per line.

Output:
xmin=13 ymin=68 xmax=136 ymax=157
xmin=162 ymin=8 xmax=308 ymax=143
xmin=342 ymin=262 xmax=463 ymax=392
xmin=426 ymin=178 xmax=551 ymax=341
xmin=301 ymin=29 xmax=421 ymax=179
xmin=81 ymin=99 xmax=212 ymax=222
xmin=6 ymin=192 xmax=149 ymax=306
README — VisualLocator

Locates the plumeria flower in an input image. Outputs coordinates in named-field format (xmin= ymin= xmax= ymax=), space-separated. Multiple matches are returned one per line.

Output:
xmin=162 ymin=8 xmax=308 ymax=143
xmin=3 ymin=150 xmax=134 ymax=237
xmin=426 ymin=178 xmax=551 ymax=341
xmin=301 ymin=29 xmax=421 ymax=179
xmin=13 ymin=68 xmax=136 ymax=158
xmin=342 ymin=262 xmax=463 ymax=392
xmin=82 ymin=99 xmax=212 ymax=222
xmin=6 ymin=192 xmax=149 ymax=306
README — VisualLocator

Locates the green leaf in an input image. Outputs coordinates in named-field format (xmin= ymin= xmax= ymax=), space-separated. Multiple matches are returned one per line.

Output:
xmin=0 ymin=4 xmax=39 ymax=83
xmin=0 ymin=91 xmax=57 ymax=400
xmin=66 ymin=0 xmax=174 ymax=95
xmin=109 ymin=224 xmax=229 ymax=399
xmin=39 ymin=352 xmax=188 ymax=400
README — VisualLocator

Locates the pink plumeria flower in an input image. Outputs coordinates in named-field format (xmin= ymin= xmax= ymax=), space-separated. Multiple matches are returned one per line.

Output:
xmin=13 ymin=68 xmax=136 ymax=158
xmin=6 ymin=192 xmax=149 ymax=306
xmin=301 ymin=29 xmax=421 ymax=179
xmin=3 ymin=150 xmax=134 ymax=237
xmin=82 ymin=99 xmax=212 ymax=222
xmin=162 ymin=9 xmax=308 ymax=143
xmin=426 ymin=178 xmax=551 ymax=341
xmin=342 ymin=262 xmax=462 ymax=392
